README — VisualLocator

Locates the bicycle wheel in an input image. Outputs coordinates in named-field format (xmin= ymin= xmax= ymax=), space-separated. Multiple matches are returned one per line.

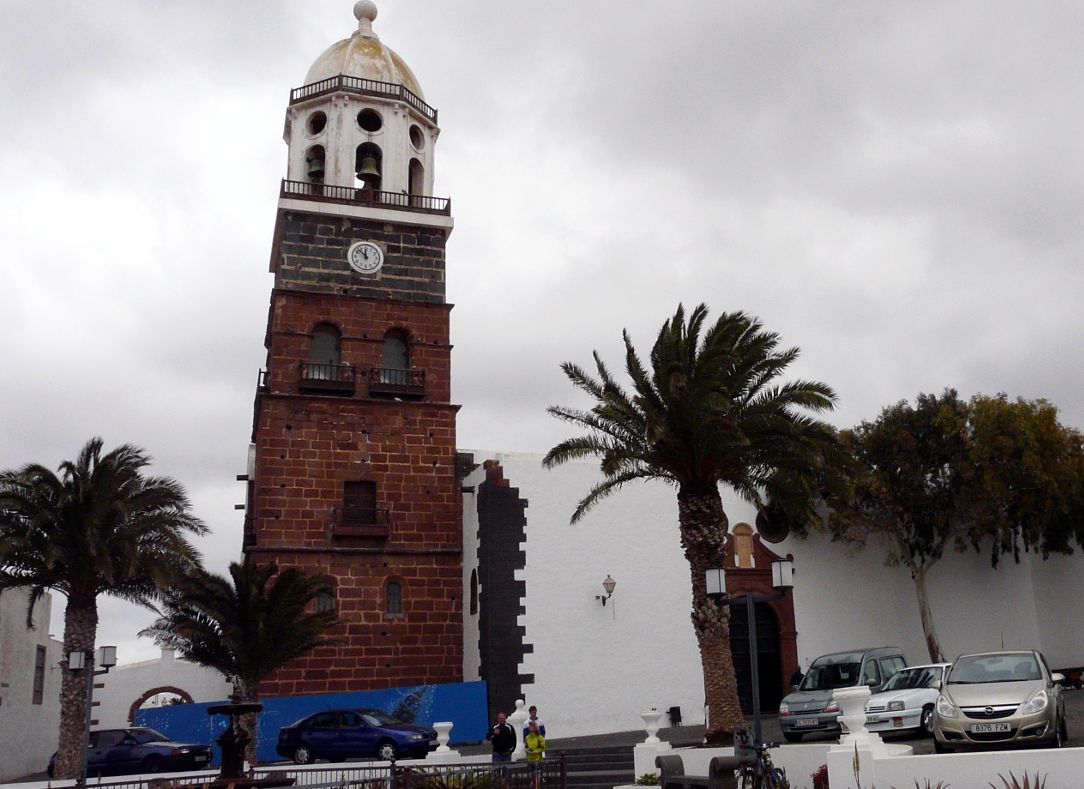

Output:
xmin=736 ymin=768 xmax=756 ymax=789
xmin=763 ymin=766 xmax=789 ymax=789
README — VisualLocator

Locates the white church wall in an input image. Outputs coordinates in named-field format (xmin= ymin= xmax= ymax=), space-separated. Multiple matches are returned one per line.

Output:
xmin=0 ymin=590 xmax=63 ymax=782
xmin=1027 ymin=550 xmax=1084 ymax=668
xmin=473 ymin=451 xmax=708 ymax=738
xmin=94 ymin=649 xmax=232 ymax=729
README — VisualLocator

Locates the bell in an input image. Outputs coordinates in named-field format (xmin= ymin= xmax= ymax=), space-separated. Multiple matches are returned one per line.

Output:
xmin=307 ymin=156 xmax=325 ymax=180
xmin=356 ymin=154 xmax=380 ymax=186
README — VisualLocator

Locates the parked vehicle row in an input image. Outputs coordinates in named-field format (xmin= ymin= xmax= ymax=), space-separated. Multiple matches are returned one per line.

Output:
xmin=780 ymin=645 xmax=1069 ymax=752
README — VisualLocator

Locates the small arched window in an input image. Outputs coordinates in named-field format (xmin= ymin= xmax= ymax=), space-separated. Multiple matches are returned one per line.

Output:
xmin=408 ymin=158 xmax=424 ymax=198
xmin=469 ymin=569 xmax=479 ymax=616
xmin=385 ymin=580 xmax=403 ymax=616
xmin=308 ymin=323 xmax=342 ymax=381
xmin=306 ymin=145 xmax=326 ymax=183
xmin=355 ymin=142 xmax=382 ymax=191
xmin=315 ymin=591 xmax=335 ymax=614
xmin=381 ymin=328 xmax=410 ymax=371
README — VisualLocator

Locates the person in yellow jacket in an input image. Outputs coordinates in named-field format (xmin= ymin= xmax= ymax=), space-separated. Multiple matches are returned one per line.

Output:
xmin=525 ymin=720 xmax=546 ymax=789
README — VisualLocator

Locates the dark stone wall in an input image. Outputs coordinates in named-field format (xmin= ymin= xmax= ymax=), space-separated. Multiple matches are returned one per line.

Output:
xmin=476 ymin=460 xmax=531 ymax=720
xmin=275 ymin=210 xmax=447 ymax=303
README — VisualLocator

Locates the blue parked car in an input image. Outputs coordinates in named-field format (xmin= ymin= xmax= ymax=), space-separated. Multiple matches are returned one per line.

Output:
xmin=276 ymin=708 xmax=437 ymax=764
xmin=48 ymin=727 xmax=213 ymax=777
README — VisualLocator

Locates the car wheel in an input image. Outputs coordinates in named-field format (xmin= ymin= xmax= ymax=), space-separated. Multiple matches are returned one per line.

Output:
xmin=142 ymin=755 xmax=164 ymax=773
xmin=782 ymin=731 xmax=803 ymax=743
xmin=293 ymin=743 xmax=315 ymax=765
xmin=921 ymin=705 xmax=935 ymax=737
xmin=377 ymin=740 xmax=399 ymax=761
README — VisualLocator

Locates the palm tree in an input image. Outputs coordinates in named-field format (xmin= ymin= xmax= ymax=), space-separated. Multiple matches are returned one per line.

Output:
xmin=0 ymin=438 xmax=206 ymax=779
xmin=544 ymin=304 xmax=838 ymax=740
xmin=141 ymin=560 xmax=340 ymax=765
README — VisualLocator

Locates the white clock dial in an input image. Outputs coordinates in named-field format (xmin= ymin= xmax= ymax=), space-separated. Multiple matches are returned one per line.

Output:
xmin=347 ymin=241 xmax=384 ymax=274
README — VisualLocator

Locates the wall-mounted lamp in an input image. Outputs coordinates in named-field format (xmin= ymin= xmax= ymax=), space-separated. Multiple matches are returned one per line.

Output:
xmin=771 ymin=559 xmax=795 ymax=589
xmin=705 ymin=567 xmax=726 ymax=600
xmin=596 ymin=574 xmax=616 ymax=606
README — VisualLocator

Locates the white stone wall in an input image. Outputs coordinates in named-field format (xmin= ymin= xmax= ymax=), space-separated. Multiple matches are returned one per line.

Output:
xmin=93 ymin=649 xmax=232 ymax=728
xmin=462 ymin=482 xmax=482 ymax=682
xmin=462 ymin=450 xmax=1084 ymax=739
xmin=0 ymin=590 xmax=63 ymax=782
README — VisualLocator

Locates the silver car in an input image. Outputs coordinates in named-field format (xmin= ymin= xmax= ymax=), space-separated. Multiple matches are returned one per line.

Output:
xmin=865 ymin=663 xmax=951 ymax=736
xmin=934 ymin=650 xmax=1067 ymax=752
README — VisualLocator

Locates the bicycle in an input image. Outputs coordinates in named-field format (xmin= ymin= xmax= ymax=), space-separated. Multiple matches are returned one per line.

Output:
xmin=735 ymin=740 xmax=789 ymax=789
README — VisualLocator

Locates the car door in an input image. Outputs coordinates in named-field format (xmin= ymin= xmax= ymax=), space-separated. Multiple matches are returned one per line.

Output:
xmin=107 ymin=731 xmax=141 ymax=774
xmin=337 ymin=711 xmax=374 ymax=758
xmin=87 ymin=730 xmax=123 ymax=775
xmin=305 ymin=712 xmax=340 ymax=759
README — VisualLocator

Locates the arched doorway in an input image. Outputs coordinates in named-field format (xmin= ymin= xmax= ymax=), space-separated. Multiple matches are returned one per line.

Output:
xmin=729 ymin=601 xmax=783 ymax=714
xmin=128 ymin=685 xmax=194 ymax=723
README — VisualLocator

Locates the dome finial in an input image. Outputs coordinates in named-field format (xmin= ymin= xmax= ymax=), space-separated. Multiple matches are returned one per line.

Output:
xmin=354 ymin=1 xmax=378 ymax=37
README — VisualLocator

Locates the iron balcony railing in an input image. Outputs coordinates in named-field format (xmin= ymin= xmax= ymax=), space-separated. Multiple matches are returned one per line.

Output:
xmin=290 ymin=75 xmax=438 ymax=123
xmin=299 ymin=362 xmax=357 ymax=395
xmin=369 ymin=367 xmax=426 ymax=398
xmin=281 ymin=180 xmax=451 ymax=215
xmin=335 ymin=506 xmax=391 ymax=539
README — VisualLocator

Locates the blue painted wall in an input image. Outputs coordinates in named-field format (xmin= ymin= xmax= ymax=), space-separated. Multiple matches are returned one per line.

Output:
xmin=136 ymin=681 xmax=488 ymax=765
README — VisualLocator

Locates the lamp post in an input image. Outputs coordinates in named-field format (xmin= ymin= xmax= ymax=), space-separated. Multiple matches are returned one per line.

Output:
xmin=704 ymin=560 xmax=794 ymax=746
xmin=69 ymin=646 xmax=117 ymax=788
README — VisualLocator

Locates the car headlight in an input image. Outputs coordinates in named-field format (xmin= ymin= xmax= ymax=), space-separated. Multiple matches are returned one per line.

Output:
xmin=824 ymin=701 xmax=840 ymax=714
xmin=1020 ymin=689 xmax=1049 ymax=715
xmin=936 ymin=695 xmax=957 ymax=719
xmin=409 ymin=734 xmax=426 ymax=740
xmin=887 ymin=701 xmax=905 ymax=712
xmin=778 ymin=702 xmax=790 ymax=716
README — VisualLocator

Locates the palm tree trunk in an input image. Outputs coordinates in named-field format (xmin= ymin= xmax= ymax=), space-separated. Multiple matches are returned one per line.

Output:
xmin=55 ymin=595 xmax=99 ymax=780
xmin=912 ymin=563 xmax=945 ymax=663
xmin=677 ymin=486 xmax=745 ymax=742
xmin=235 ymin=683 xmax=260 ymax=769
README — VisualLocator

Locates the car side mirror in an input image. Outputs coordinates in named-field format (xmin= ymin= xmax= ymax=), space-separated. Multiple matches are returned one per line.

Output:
xmin=1052 ymin=672 xmax=1066 ymax=684
xmin=932 ymin=680 xmax=942 ymax=690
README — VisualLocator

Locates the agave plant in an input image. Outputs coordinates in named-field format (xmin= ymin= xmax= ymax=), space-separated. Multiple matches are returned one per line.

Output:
xmin=989 ymin=772 xmax=1047 ymax=789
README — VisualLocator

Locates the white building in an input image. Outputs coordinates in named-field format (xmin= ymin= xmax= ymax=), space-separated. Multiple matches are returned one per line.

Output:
xmin=93 ymin=649 xmax=232 ymax=729
xmin=0 ymin=589 xmax=63 ymax=782
xmin=461 ymin=451 xmax=1084 ymax=739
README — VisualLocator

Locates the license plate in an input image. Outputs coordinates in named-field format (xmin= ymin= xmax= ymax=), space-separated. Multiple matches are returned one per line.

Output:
xmin=971 ymin=723 xmax=1011 ymax=733
xmin=794 ymin=718 xmax=819 ymax=728
xmin=194 ymin=755 xmax=209 ymax=762
xmin=865 ymin=716 xmax=882 ymax=724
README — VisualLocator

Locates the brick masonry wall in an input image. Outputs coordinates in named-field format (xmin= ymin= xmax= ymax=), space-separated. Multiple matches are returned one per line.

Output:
xmin=274 ymin=211 xmax=447 ymax=303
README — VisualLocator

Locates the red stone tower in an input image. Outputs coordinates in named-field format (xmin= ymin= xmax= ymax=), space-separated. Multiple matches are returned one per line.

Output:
xmin=243 ymin=1 xmax=462 ymax=695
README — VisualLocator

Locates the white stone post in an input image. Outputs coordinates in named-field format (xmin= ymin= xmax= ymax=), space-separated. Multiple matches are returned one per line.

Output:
xmin=827 ymin=686 xmax=884 ymax=788
xmin=633 ymin=708 xmax=672 ymax=777
xmin=425 ymin=721 xmax=461 ymax=763
xmin=509 ymin=699 xmax=528 ymax=761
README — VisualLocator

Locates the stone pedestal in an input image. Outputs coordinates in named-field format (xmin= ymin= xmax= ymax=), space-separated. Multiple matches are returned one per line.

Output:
xmin=425 ymin=722 xmax=461 ymax=762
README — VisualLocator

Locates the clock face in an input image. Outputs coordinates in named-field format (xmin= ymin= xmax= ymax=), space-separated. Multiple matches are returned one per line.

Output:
xmin=347 ymin=241 xmax=384 ymax=274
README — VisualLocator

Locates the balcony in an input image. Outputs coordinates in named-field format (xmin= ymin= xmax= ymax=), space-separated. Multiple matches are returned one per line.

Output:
xmin=299 ymin=362 xmax=356 ymax=395
xmin=280 ymin=180 xmax=451 ymax=216
xmin=289 ymin=75 xmax=437 ymax=123
xmin=333 ymin=507 xmax=390 ymax=539
xmin=369 ymin=367 xmax=426 ymax=399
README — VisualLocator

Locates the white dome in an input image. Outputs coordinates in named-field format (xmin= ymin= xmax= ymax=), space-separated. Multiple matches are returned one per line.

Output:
xmin=303 ymin=2 xmax=424 ymax=99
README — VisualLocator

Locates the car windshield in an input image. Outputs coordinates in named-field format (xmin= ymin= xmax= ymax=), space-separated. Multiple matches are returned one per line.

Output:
xmin=882 ymin=667 xmax=942 ymax=692
xmin=801 ymin=654 xmax=863 ymax=691
xmin=360 ymin=711 xmax=401 ymax=727
xmin=129 ymin=729 xmax=169 ymax=744
xmin=949 ymin=654 xmax=1041 ymax=684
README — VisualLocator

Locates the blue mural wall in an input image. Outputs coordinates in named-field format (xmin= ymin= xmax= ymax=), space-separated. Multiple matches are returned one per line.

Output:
xmin=136 ymin=681 xmax=488 ymax=766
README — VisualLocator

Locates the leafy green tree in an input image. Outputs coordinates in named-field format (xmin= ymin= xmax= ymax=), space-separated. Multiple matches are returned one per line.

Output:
xmin=0 ymin=438 xmax=206 ymax=779
xmin=141 ymin=560 xmax=339 ymax=764
xmin=822 ymin=390 xmax=1084 ymax=662
xmin=544 ymin=304 xmax=839 ymax=739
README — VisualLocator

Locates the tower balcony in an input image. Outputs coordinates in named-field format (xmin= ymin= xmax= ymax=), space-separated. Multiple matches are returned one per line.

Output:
xmin=298 ymin=362 xmax=357 ymax=395
xmin=290 ymin=75 xmax=437 ymax=124
xmin=333 ymin=507 xmax=391 ymax=539
xmin=368 ymin=367 xmax=426 ymax=399
xmin=281 ymin=180 xmax=451 ymax=216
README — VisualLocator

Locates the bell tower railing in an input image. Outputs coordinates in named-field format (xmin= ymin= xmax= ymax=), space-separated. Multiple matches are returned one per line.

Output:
xmin=289 ymin=75 xmax=437 ymax=123
xmin=280 ymin=180 xmax=451 ymax=215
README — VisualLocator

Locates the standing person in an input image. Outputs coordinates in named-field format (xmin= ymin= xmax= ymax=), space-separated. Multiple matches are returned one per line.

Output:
xmin=790 ymin=664 xmax=805 ymax=692
xmin=523 ymin=705 xmax=547 ymax=738
xmin=486 ymin=712 xmax=516 ymax=763
xmin=524 ymin=720 xmax=547 ymax=789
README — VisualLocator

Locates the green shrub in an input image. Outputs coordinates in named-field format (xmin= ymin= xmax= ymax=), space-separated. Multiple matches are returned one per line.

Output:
xmin=635 ymin=773 xmax=661 ymax=785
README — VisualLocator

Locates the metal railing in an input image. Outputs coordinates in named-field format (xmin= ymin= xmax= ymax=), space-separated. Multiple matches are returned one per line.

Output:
xmin=280 ymin=180 xmax=451 ymax=216
xmin=290 ymin=75 xmax=438 ymax=123
xmin=369 ymin=367 xmax=426 ymax=398
xmin=300 ymin=362 xmax=357 ymax=395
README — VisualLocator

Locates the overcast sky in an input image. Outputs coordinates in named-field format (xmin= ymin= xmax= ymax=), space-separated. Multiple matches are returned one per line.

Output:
xmin=2 ymin=0 xmax=1082 ymax=662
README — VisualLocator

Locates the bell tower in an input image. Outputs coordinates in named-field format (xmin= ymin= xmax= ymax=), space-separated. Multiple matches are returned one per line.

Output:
xmin=244 ymin=0 xmax=463 ymax=695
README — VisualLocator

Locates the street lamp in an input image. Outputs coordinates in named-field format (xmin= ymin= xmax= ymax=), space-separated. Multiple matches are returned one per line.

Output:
xmin=595 ymin=574 xmax=616 ymax=606
xmin=68 ymin=646 xmax=118 ymax=788
xmin=704 ymin=560 xmax=795 ymax=747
